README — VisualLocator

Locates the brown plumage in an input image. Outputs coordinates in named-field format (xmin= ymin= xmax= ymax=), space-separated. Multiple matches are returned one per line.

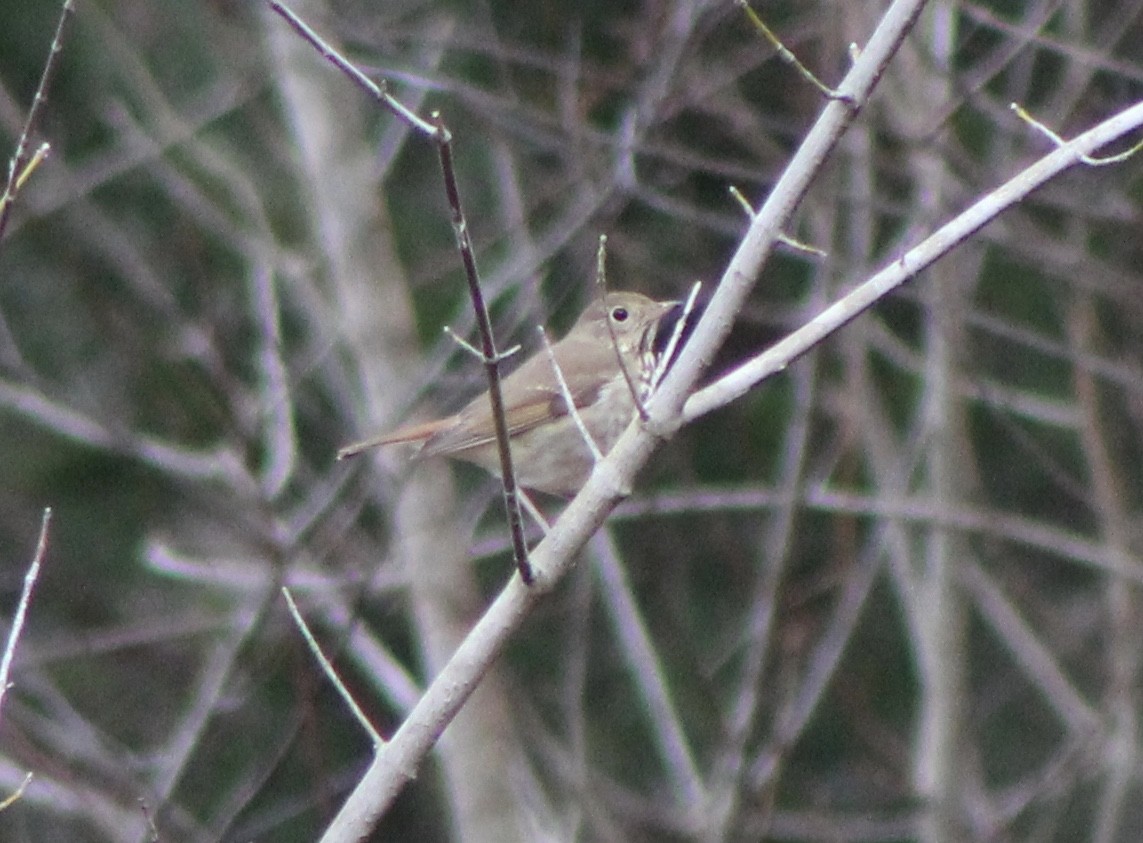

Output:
xmin=338 ymin=292 xmax=675 ymax=496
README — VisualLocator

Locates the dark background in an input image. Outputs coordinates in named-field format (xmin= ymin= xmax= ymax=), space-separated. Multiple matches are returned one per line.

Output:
xmin=1 ymin=0 xmax=1142 ymax=840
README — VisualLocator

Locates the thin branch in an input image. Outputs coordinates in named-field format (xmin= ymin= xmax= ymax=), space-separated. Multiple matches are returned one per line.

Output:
xmin=959 ymin=560 xmax=1100 ymax=734
xmin=706 ymin=340 xmax=818 ymax=837
xmin=681 ymin=100 xmax=1143 ymax=426
xmin=645 ymin=0 xmax=923 ymax=441
xmin=0 ymin=772 xmax=33 ymax=813
xmin=748 ymin=534 xmax=883 ymax=791
xmin=0 ymin=0 xmax=75 ymax=242
xmin=728 ymin=185 xmax=827 ymax=256
xmin=267 ymin=1 xmax=438 ymax=136
xmin=444 ymin=326 xmax=519 ymax=366
xmin=12 ymin=143 xmax=50 ymax=194
xmin=282 ymin=588 xmax=383 ymax=746
xmin=269 ymin=0 xmax=532 ymax=582
xmin=736 ymin=0 xmax=847 ymax=101
xmin=0 ymin=378 xmax=250 ymax=487
xmin=431 ymin=111 xmax=532 ymax=583
xmin=1012 ymin=102 xmax=1143 ymax=165
xmin=589 ymin=529 xmax=706 ymax=818
xmin=538 ymin=326 xmax=603 ymax=463
xmin=649 ymin=281 xmax=701 ymax=391
xmin=251 ymin=261 xmax=296 ymax=499
xmin=0 ymin=508 xmax=51 ymax=723
xmin=1068 ymin=297 xmax=1138 ymax=843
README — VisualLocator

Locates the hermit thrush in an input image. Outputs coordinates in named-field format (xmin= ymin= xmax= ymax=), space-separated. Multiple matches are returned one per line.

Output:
xmin=338 ymin=292 xmax=676 ymax=496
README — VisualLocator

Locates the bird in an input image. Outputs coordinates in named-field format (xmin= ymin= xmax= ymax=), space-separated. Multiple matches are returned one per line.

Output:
xmin=338 ymin=291 xmax=677 ymax=496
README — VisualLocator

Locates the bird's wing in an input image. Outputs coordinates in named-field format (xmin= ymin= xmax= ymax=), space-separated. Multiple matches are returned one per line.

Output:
xmin=422 ymin=345 xmax=607 ymax=456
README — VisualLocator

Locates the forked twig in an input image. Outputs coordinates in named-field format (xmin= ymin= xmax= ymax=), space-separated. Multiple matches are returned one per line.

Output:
xmin=729 ymin=185 xmax=826 ymax=257
xmin=1011 ymin=102 xmax=1143 ymax=166
xmin=431 ymin=112 xmax=532 ymax=582
xmin=681 ymin=100 xmax=1143 ymax=426
xmin=444 ymin=326 xmax=519 ymax=366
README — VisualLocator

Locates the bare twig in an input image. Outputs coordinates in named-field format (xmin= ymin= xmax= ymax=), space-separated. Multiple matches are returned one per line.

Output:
xmin=0 ymin=772 xmax=33 ymax=812
xmin=1012 ymin=102 xmax=1143 ymax=165
xmin=0 ymin=378 xmax=250 ymax=487
xmin=643 ymin=0 xmax=921 ymax=444
xmin=729 ymin=185 xmax=826 ymax=256
xmin=0 ymin=0 xmax=75 ymax=243
xmin=431 ymin=111 xmax=532 ymax=583
xmin=736 ymin=0 xmax=848 ymax=102
xmin=681 ymin=100 xmax=1143 ymax=426
xmin=282 ymin=588 xmax=383 ymax=746
xmin=649 ymin=281 xmax=701 ymax=391
xmin=267 ymin=1 xmax=438 ymax=135
xmin=0 ymin=508 xmax=51 ymax=723
xmin=706 ymin=339 xmax=817 ymax=836
xmin=444 ymin=326 xmax=519 ymax=366
xmin=11 ymin=144 xmax=50 ymax=194
xmin=959 ymin=560 xmax=1099 ymax=733
xmin=539 ymin=326 xmax=603 ymax=463
xmin=251 ymin=261 xmax=296 ymax=499
xmin=269 ymin=0 xmax=533 ymax=583
xmin=589 ymin=530 xmax=706 ymax=816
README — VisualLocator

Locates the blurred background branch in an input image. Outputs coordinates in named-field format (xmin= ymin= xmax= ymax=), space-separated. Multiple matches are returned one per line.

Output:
xmin=0 ymin=0 xmax=1141 ymax=841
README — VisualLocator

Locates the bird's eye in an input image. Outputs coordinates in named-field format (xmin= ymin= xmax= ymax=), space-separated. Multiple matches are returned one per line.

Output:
xmin=611 ymin=306 xmax=629 ymax=323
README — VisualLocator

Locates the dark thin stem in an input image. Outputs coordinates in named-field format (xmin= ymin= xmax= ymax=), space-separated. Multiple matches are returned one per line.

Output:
xmin=268 ymin=1 xmax=438 ymax=137
xmin=432 ymin=113 xmax=532 ymax=584
xmin=0 ymin=0 xmax=76 ymax=243
xmin=268 ymin=1 xmax=532 ymax=583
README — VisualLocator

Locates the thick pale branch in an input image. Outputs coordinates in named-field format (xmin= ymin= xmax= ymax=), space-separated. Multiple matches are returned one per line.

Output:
xmin=682 ymin=99 xmax=1143 ymax=425
xmin=320 ymin=1 xmax=930 ymax=837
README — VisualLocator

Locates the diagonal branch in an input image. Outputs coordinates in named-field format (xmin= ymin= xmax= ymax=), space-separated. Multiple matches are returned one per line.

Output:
xmin=318 ymin=1 xmax=931 ymax=838
xmin=682 ymin=99 xmax=1143 ymax=426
